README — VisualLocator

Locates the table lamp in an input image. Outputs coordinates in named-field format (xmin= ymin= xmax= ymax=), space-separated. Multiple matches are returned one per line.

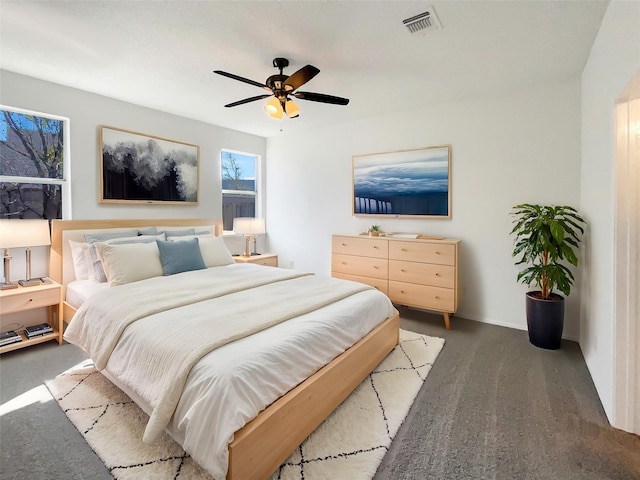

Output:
xmin=233 ymin=217 xmax=266 ymax=257
xmin=0 ymin=219 xmax=51 ymax=288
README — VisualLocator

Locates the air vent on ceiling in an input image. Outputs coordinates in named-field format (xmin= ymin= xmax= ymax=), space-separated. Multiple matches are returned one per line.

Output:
xmin=403 ymin=7 xmax=442 ymax=34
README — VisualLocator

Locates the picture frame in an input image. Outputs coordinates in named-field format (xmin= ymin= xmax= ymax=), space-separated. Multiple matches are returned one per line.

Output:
xmin=99 ymin=126 xmax=199 ymax=205
xmin=352 ymin=145 xmax=451 ymax=219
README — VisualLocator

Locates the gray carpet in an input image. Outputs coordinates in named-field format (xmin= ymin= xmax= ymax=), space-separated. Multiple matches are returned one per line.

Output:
xmin=1 ymin=311 xmax=639 ymax=480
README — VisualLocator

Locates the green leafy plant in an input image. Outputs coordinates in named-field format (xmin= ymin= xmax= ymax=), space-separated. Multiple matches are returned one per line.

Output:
xmin=369 ymin=224 xmax=381 ymax=232
xmin=510 ymin=204 xmax=585 ymax=300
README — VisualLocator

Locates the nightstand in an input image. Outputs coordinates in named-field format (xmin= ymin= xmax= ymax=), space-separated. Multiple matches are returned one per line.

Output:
xmin=234 ymin=253 xmax=278 ymax=267
xmin=0 ymin=281 xmax=63 ymax=353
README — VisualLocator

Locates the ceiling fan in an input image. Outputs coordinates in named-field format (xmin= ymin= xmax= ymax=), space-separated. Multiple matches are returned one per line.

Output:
xmin=214 ymin=58 xmax=349 ymax=119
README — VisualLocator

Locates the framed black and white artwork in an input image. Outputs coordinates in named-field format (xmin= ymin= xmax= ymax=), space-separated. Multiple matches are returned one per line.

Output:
xmin=100 ymin=126 xmax=199 ymax=205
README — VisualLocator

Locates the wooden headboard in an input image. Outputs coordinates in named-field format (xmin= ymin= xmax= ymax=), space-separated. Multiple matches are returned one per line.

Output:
xmin=50 ymin=218 xmax=224 ymax=288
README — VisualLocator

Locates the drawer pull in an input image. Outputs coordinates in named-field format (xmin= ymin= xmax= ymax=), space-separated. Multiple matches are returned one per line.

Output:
xmin=373 ymin=266 xmax=379 ymax=269
xmin=401 ymin=269 xmax=406 ymax=272
xmin=435 ymin=273 xmax=440 ymax=276
xmin=29 ymin=298 xmax=33 ymax=302
xmin=436 ymin=251 xmax=441 ymax=255
xmin=373 ymin=246 xmax=379 ymax=249
xmin=435 ymin=296 xmax=440 ymax=300
xmin=401 ymin=248 xmax=407 ymax=252
xmin=342 ymin=243 xmax=347 ymax=246
xmin=341 ymin=261 xmax=347 ymax=265
xmin=400 ymin=290 xmax=405 ymax=294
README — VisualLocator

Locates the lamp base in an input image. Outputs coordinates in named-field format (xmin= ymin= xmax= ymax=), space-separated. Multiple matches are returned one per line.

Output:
xmin=18 ymin=278 xmax=42 ymax=287
xmin=1 ymin=282 xmax=19 ymax=290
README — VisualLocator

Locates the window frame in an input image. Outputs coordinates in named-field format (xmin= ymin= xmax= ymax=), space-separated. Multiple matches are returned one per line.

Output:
xmin=0 ymin=105 xmax=71 ymax=219
xmin=220 ymin=148 xmax=262 ymax=233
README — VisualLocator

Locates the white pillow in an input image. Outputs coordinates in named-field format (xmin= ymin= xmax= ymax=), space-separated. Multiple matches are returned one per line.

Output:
xmin=84 ymin=244 xmax=97 ymax=281
xmin=84 ymin=229 xmax=140 ymax=282
xmin=69 ymin=240 xmax=90 ymax=281
xmin=197 ymin=236 xmax=234 ymax=267
xmin=91 ymin=234 xmax=165 ymax=282
xmin=103 ymin=233 xmax=165 ymax=245
xmin=95 ymin=242 xmax=163 ymax=286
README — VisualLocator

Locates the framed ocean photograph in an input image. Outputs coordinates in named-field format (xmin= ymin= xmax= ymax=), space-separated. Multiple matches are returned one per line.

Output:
xmin=352 ymin=145 xmax=451 ymax=218
xmin=100 ymin=126 xmax=199 ymax=205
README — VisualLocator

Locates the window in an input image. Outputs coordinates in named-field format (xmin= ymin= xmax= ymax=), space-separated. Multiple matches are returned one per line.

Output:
xmin=221 ymin=149 xmax=261 ymax=231
xmin=0 ymin=106 xmax=71 ymax=219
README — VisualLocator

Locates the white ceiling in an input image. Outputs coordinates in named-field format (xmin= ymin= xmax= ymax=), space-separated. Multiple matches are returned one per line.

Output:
xmin=0 ymin=1 xmax=608 ymax=138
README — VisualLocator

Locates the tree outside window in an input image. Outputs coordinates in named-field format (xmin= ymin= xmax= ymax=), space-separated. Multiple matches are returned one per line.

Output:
xmin=221 ymin=150 xmax=260 ymax=231
xmin=0 ymin=106 xmax=70 ymax=219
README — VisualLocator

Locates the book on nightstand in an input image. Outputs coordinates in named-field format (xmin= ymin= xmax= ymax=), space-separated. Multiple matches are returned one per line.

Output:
xmin=0 ymin=330 xmax=22 ymax=347
xmin=24 ymin=323 xmax=54 ymax=339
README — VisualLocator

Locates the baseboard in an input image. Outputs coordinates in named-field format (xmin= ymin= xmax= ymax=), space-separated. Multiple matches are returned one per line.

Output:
xmin=455 ymin=310 xmax=580 ymax=342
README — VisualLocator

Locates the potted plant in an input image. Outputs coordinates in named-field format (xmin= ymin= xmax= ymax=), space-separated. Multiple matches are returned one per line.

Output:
xmin=369 ymin=224 xmax=382 ymax=236
xmin=510 ymin=204 xmax=586 ymax=349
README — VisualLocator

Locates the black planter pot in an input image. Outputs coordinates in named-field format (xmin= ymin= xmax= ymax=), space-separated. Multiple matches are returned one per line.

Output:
xmin=525 ymin=291 xmax=565 ymax=350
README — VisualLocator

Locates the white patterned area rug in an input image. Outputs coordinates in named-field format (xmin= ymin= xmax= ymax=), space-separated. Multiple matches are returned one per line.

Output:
xmin=46 ymin=329 xmax=444 ymax=480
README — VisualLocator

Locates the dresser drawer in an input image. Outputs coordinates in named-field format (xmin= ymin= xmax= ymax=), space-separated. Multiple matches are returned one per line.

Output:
xmin=332 ymin=253 xmax=388 ymax=279
xmin=331 ymin=272 xmax=389 ymax=295
xmin=389 ymin=240 xmax=455 ymax=266
xmin=389 ymin=260 xmax=455 ymax=288
xmin=332 ymin=236 xmax=388 ymax=259
xmin=0 ymin=286 xmax=61 ymax=315
xmin=389 ymin=281 xmax=455 ymax=312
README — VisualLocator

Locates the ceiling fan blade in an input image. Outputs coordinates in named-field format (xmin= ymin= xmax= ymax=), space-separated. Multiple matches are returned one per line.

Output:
xmin=293 ymin=91 xmax=349 ymax=105
xmin=224 ymin=94 xmax=272 ymax=108
xmin=214 ymin=70 xmax=269 ymax=90
xmin=284 ymin=65 xmax=320 ymax=91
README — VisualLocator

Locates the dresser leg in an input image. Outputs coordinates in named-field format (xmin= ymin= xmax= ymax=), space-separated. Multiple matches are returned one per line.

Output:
xmin=443 ymin=312 xmax=451 ymax=330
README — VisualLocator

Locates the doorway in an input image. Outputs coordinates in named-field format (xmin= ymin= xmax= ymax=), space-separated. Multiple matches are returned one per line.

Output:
xmin=614 ymin=71 xmax=640 ymax=434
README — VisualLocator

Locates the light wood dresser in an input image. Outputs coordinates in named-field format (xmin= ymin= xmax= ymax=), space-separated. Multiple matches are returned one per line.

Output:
xmin=332 ymin=234 xmax=460 ymax=329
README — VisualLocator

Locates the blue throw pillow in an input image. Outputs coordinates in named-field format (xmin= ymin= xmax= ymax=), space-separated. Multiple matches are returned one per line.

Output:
xmin=162 ymin=228 xmax=196 ymax=237
xmin=156 ymin=238 xmax=207 ymax=276
xmin=137 ymin=227 xmax=158 ymax=236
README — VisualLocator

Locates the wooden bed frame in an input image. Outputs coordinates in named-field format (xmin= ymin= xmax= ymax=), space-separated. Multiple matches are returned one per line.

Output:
xmin=50 ymin=218 xmax=400 ymax=480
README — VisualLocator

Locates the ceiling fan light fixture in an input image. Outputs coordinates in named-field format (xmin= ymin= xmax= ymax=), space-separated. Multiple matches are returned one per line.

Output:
xmin=285 ymin=99 xmax=300 ymax=118
xmin=216 ymin=58 xmax=349 ymax=119
xmin=264 ymin=97 xmax=283 ymax=119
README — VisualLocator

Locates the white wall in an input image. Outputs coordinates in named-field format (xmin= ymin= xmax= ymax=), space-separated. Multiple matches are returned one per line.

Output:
xmin=1 ymin=70 xmax=266 ymax=260
xmin=0 ymin=70 xmax=266 ymax=221
xmin=267 ymin=78 xmax=582 ymax=337
xmin=0 ymin=70 xmax=267 ymax=327
xmin=580 ymin=1 xmax=640 ymax=426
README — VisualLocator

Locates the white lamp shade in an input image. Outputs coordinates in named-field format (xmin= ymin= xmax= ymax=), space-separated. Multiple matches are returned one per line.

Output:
xmin=0 ymin=219 xmax=51 ymax=248
xmin=233 ymin=217 xmax=266 ymax=235
xmin=285 ymin=99 xmax=300 ymax=118
xmin=264 ymin=97 xmax=284 ymax=119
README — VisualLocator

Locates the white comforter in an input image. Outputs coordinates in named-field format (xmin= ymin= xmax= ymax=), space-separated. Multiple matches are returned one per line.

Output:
xmin=64 ymin=263 xmax=394 ymax=479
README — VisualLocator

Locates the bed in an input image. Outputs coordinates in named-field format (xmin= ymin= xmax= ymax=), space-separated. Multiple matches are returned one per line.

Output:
xmin=50 ymin=218 xmax=400 ymax=480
